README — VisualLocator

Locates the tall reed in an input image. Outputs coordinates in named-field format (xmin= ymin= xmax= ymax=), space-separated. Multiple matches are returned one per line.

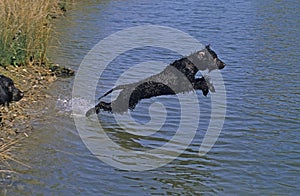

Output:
xmin=0 ymin=0 xmax=67 ymax=66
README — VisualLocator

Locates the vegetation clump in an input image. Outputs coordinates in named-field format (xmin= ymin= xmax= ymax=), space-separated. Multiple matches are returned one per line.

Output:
xmin=0 ymin=0 xmax=68 ymax=67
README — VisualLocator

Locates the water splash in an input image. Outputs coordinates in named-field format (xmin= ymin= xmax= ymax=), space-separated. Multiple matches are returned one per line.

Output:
xmin=56 ymin=96 xmax=94 ymax=117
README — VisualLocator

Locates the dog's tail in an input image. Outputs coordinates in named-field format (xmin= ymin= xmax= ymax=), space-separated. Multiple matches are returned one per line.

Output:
xmin=97 ymin=84 xmax=128 ymax=100
xmin=97 ymin=88 xmax=114 ymax=100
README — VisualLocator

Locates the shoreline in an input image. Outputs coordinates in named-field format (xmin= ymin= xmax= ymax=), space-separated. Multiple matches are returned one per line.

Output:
xmin=0 ymin=64 xmax=74 ymax=143
xmin=0 ymin=0 xmax=74 ymax=170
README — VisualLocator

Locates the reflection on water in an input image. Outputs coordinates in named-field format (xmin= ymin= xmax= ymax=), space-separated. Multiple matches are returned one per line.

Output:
xmin=5 ymin=0 xmax=300 ymax=194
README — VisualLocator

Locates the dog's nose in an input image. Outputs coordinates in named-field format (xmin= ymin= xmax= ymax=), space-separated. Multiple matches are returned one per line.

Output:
xmin=218 ymin=62 xmax=226 ymax=69
xmin=20 ymin=92 xmax=24 ymax=98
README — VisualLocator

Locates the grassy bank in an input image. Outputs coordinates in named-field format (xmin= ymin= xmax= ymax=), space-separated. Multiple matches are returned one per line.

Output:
xmin=0 ymin=0 xmax=73 ymax=134
xmin=0 ymin=0 xmax=68 ymax=66
xmin=0 ymin=0 xmax=74 ymax=169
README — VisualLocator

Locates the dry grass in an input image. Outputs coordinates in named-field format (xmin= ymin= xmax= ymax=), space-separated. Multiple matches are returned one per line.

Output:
xmin=0 ymin=0 xmax=67 ymax=66
xmin=0 ymin=138 xmax=31 ymax=169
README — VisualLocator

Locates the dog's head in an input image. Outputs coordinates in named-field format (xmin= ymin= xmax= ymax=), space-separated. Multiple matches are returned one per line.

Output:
xmin=188 ymin=45 xmax=226 ymax=71
xmin=0 ymin=75 xmax=24 ymax=105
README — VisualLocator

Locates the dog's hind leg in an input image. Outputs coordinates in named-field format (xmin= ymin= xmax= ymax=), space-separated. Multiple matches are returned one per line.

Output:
xmin=86 ymin=101 xmax=112 ymax=117
xmin=96 ymin=101 xmax=112 ymax=113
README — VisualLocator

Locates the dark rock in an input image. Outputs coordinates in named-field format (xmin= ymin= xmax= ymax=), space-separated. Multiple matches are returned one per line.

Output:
xmin=48 ymin=64 xmax=75 ymax=78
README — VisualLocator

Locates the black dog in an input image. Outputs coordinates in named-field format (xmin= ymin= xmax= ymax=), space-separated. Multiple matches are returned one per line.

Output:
xmin=0 ymin=75 xmax=24 ymax=106
xmin=86 ymin=45 xmax=225 ymax=116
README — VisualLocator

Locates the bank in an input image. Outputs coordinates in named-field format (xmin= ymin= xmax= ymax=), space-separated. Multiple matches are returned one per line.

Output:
xmin=0 ymin=64 xmax=74 ymax=141
xmin=0 ymin=0 xmax=74 ymax=167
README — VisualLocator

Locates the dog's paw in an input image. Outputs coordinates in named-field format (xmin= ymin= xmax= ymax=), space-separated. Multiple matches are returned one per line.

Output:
xmin=204 ymin=75 xmax=215 ymax=93
xmin=85 ymin=107 xmax=96 ymax=117
xmin=202 ymin=87 xmax=209 ymax=96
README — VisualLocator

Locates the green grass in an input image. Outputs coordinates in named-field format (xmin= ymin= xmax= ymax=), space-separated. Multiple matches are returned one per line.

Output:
xmin=0 ymin=0 xmax=69 ymax=67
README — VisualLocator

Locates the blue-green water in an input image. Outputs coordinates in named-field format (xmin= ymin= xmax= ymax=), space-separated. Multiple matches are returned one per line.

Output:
xmin=5 ymin=0 xmax=300 ymax=195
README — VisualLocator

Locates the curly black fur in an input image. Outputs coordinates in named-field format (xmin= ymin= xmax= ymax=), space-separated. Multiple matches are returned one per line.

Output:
xmin=86 ymin=45 xmax=225 ymax=116
xmin=0 ymin=75 xmax=23 ymax=106
xmin=0 ymin=75 xmax=24 ymax=123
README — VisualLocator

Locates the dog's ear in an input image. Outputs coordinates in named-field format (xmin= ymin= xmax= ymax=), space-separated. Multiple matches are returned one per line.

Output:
xmin=199 ymin=51 xmax=205 ymax=58
xmin=205 ymin=44 xmax=211 ymax=49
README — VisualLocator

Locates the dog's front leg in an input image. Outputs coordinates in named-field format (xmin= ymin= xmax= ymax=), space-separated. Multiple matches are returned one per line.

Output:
xmin=192 ymin=77 xmax=210 ymax=96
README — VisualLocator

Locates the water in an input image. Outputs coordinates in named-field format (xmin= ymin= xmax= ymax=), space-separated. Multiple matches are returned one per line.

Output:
xmin=3 ymin=0 xmax=300 ymax=194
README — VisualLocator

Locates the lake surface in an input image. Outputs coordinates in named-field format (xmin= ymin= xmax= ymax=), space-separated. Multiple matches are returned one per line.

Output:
xmin=4 ymin=0 xmax=300 ymax=195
